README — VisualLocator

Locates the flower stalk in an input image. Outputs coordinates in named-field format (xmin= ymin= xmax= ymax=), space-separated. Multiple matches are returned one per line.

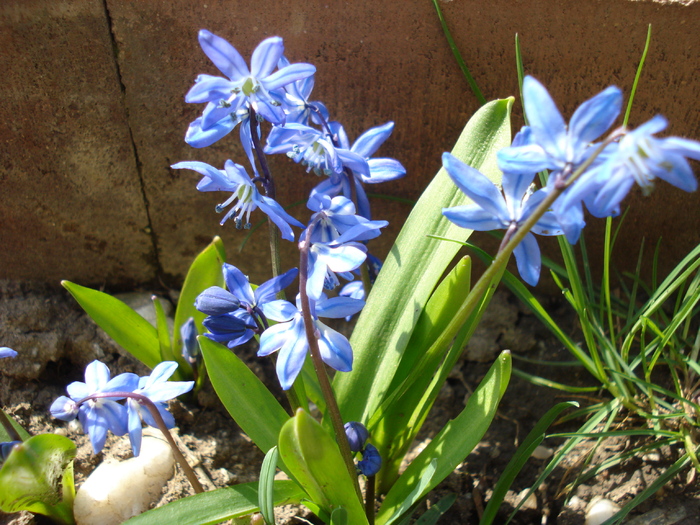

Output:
xmin=87 ymin=392 xmax=204 ymax=494
xmin=298 ymin=228 xmax=363 ymax=501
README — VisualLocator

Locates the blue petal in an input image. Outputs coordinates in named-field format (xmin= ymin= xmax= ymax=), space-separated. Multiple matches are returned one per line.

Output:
xmin=185 ymin=75 xmax=233 ymax=104
xmin=272 ymin=319 xmax=308 ymax=390
xmin=497 ymin=144 xmax=554 ymax=174
xmin=442 ymin=153 xmax=508 ymax=219
xmin=84 ymin=360 xmax=110 ymax=391
xmin=251 ymin=37 xmax=284 ymax=78
xmin=0 ymin=347 xmax=17 ymax=359
xmin=222 ymin=264 xmax=255 ymax=305
xmin=512 ymin=232 xmax=541 ymax=286
xmin=569 ymin=85 xmax=622 ymax=147
xmin=259 ymin=320 xmax=293 ymax=356
xmin=50 ymin=396 xmax=78 ymax=421
xmin=127 ymin=400 xmax=143 ymax=456
xmin=255 ymin=268 xmax=299 ymax=305
xmin=261 ymin=300 xmax=299 ymax=322
xmin=202 ymin=101 xmax=237 ymax=130
xmin=316 ymin=321 xmax=353 ymax=372
xmin=364 ymin=158 xmax=406 ymax=183
xmin=522 ymin=76 xmax=567 ymax=160
xmin=141 ymin=362 xmax=178 ymax=390
xmin=198 ymin=30 xmax=249 ymax=80
xmin=351 ymin=122 xmax=394 ymax=158
xmin=264 ymin=63 xmax=317 ymax=91
xmin=103 ymin=372 xmax=139 ymax=395
xmin=442 ymin=205 xmax=504 ymax=231
xmin=185 ymin=115 xmax=237 ymax=148
xmin=316 ymin=296 xmax=365 ymax=319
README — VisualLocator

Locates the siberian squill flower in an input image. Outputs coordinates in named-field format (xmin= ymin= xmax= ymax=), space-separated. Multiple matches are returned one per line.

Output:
xmin=309 ymin=122 xmax=406 ymax=219
xmin=278 ymin=55 xmax=329 ymax=126
xmin=497 ymin=76 xmax=622 ymax=179
xmin=306 ymin=195 xmax=388 ymax=243
xmin=180 ymin=318 xmax=201 ymax=372
xmin=442 ymin=152 xmax=563 ymax=286
xmin=357 ymin=444 xmax=382 ymax=476
xmin=0 ymin=347 xmax=17 ymax=359
xmin=184 ymin=31 xmax=315 ymax=147
xmin=126 ymin=362 xmax=194 ymax=456
xmin=196 ymin=264 xmax=298 ymax=348
xmin=171 ymin=159 xmax=304 ymax=241
xmin=265 ymin=123 xmax=369 ymax=178
xmin=259 ymin=294 xmax=365 ymax=390
xmin=585 ymin=115 xmax=700 ymax=217
xmin=50 ymin=360 xmax=138 ymax=453
xmin=344 ymin=421 xmax=369 ymax=453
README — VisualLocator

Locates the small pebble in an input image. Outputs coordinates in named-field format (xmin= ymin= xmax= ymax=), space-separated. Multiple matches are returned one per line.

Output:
xmin=531 ymin=445 xmax=554 ymax=460
xmin=585 ymin=497 xmax=621 ymax=525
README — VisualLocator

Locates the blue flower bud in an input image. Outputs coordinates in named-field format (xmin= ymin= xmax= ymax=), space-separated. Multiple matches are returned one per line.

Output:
xmin=358 ymin=444 xmax=382 ymax=476
xmin=344 ymin=421 xmax=369 ymax=452
xmin=0 ymin=441 xmax=21 ymax=461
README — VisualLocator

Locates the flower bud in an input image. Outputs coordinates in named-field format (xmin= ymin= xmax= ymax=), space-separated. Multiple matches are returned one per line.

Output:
xmin=358 ymin=444 xmax=382 ymax=477
xmin=344 ymin=421 xmax=369 ymax=453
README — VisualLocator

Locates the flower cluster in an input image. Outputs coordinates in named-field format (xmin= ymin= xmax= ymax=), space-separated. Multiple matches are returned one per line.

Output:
xmin=50 ymin=360 xmax=193 ymax=456
xmin=175 ymin=31 xmax=403 ymax=391
xmin=443 ymin=76 xmax=700 ymax=286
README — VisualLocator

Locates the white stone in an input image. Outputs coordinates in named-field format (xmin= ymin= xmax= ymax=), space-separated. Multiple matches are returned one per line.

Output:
xmin=74 ymin=434 xmax=175 ymax=525
xmin=530 ymin=445 xmax=554 ymax=460
xmin=585 ymin=497 xmax=621 ymax=525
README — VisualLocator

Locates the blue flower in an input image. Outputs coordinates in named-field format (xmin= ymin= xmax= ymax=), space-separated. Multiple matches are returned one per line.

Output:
xmin=357 ymin=444 xmax=382 ymax=476
xmin=586 ymin=115 xmax=700 ymax=216
xmin=126 ymin=362 xmax=194 ymax=456
xmin=277 ymin=55 xmax=330 ymax=126
xmin=0 ymin=441 xmax=21 ymax=461
xmin=441 ymin=152 xmax=563 ymax=286
xmin=0 ymin=347 xmax=17 ymax=359
xmin=497 ymin=76 xmax=622 ymax=178
xmin=309 ymin=122 xmax=406 ymax=219
xmin=306 ymin=240 xmax=368 ymax=300
xmin=171 ymin=160 xmax=304 ymax=241
xmin=258 ymin=294 xmax=364 ymax=390
xmin=50 ymin=361 xmax=139 ymax=454
xmin=265 ymin=123 xmax=369 ymax=178
xmin=196 ymin=264 xmax=298 ymax=348
xmin=184 ymin=31 xmax=315 ymax=146
xmin=306 ymin=195 xmax=388 ymax=244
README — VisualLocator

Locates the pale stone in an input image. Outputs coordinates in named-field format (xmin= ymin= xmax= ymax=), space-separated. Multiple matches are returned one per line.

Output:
xmin=74 ymin=434 xmax=175 ymax=525
xmin=585 ymin=497 xmax=621 ymax=525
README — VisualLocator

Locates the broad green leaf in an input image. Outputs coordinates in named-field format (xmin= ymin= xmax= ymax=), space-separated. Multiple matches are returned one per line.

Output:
xmin=377 ymin=351 xmax=511 ymax=525
xmin=0 ymin=434 xmax=76 ymax=524
xmin=334 ymin=98 xmax=513 ymax=424
xmin=259 ymin=446 xmax=279 ymax=525
xmin=480 ymin=402 xmax=577 ymax=525
xmin=373 ymin=261 xmax=502 ymax=493
xmin=278 ymin=409 xmax=367 ymax=524
xmin=0 ymin=410 xmax=31 ymax=441
xmin=62 ymin=281 xmax=160 ymax=368
xmin=199 ymin=336 xmax=288 ymax=453
xmin=123 ymin=480 xmax=304 ymax=525
xmin=172 ymin=237 xmax=226 ymax=374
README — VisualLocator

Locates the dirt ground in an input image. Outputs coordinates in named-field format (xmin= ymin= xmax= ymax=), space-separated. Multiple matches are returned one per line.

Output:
xmin=1 ymin=282 xmax=699 ymax=524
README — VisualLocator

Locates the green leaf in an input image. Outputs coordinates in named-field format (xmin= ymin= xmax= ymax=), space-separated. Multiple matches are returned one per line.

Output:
xmin=152 ymin=295 xmax=173 ymax=365
xmin=198 ymin=336 xmax=288 ymax=453
xmin=413 ymin=493 xmax=457 ymax=525
xmin=62 ymin=281 xmax=161 ymax=369
xmin=480 ymin=402 xmax=578 ymax=525
xmin=0 ymin=434 xmax=76 ymax=524
xmin=172 ymin=237 xmax=226 ymax=376
xmin=334 ymin=98 xmax=513 ymax=424
xmin=259 ymin=446 xmax=279 ymax=525
xmin=383 ymin=459 xmax=437 ymax=525
xmin=0 ymin=409 xmax=31 ymax=442
xmin=330 ymin=507 xmax=349 ymax=525
xmin=377 ymin=351 xmax=511 ymax=525
xmin=123 ymin=480 xmax=305 ymax=525
xmin=278 ymin=409 xmax=367 ymax=524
